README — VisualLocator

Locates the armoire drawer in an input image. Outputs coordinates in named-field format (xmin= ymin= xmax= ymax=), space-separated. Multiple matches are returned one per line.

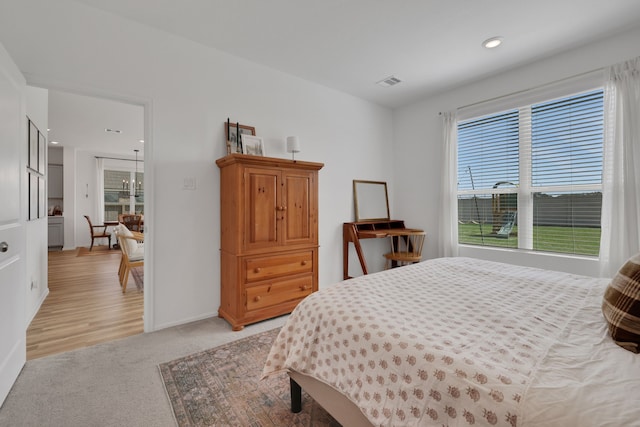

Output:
xmin=245 ymin=275 xmax=313 ymax=311
xmin=244 ymin=251 xmax=313 ymax=282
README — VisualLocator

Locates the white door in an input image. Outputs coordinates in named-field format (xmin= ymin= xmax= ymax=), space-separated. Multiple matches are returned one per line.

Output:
xmin=0 ymin=43 xmax=26 ymax=405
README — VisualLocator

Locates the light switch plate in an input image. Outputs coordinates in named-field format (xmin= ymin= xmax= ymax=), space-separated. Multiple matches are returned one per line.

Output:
xmin=183 ymin=177 xmax=196 ymax=190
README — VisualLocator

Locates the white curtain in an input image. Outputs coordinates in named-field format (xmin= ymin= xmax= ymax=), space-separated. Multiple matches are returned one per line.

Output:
xmin=439 ymin=112 xmax=459 ymax=257
xmin=96 ymin=157 xmax=105 ymax=224
xmin=600 ymin=57 xmax=640 ymax=277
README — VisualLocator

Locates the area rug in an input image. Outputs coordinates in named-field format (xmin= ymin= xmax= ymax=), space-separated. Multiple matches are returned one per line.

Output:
xmin=159 ymin=328 xmax=341 ymax=427
xmin=130 ymin=266 xmax=143 ymax=291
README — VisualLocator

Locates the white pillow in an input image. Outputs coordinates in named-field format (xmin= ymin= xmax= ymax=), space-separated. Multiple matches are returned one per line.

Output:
xmin=129 ymin=244 xmax=144 ymax=261
xmin=115 ymin=223 xmax=129 ymax=236
xmin=116 ymin=223 xmax=138 ymax=256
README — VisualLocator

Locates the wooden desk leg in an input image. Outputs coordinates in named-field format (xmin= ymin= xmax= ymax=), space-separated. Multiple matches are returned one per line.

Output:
xmin=353 ymin=237 xmax=368 ymax=276
xmin=343 ymin=228 xmax=350 ymax=280
xmin=343 ymin=223 xmax=369 ymax=279
xmin=343 ymin=239 xmax=369 ymax=278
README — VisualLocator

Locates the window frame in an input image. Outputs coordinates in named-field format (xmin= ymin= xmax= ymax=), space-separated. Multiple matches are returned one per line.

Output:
xmin=455 ymin=81 xmax=604 ymax=257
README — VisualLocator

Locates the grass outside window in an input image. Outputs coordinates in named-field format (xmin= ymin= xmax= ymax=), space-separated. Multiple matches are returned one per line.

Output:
xmin=458 ymin=223 xmax=601 ymax=256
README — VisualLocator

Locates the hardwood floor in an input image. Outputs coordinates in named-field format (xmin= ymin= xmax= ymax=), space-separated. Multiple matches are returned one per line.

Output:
xmin=26 ymin=245 xmax=144 ymax=360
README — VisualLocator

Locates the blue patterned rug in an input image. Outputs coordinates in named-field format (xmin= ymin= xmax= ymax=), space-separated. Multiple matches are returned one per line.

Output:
xmin=159 ymin=329 xmax=341 ymax=426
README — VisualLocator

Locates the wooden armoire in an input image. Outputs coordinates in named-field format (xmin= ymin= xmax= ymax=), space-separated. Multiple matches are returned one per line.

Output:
xmin=216 ymin=154 xmax=324 ymax=330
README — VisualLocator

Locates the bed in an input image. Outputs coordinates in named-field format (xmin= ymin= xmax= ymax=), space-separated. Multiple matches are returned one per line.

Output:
xmin=262 ymin=256 xmax=640 ymax=426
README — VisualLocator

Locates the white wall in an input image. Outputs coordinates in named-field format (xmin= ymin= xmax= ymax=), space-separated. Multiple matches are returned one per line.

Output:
xmin=393 ymin=26 xmax=640 ymax=278
xmin=0 ymin=0 xmax=394 ymax=330
xmin=24 ymin=86 xmax=48 ymax=323
xmin=48 ymin=146 xmax=63 ymax=164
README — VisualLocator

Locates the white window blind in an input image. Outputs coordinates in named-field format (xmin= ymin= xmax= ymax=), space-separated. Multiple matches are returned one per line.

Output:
xmin=458 ymin=110 xmax=520 ymax=191
xmin=457 ymin=89 xmax=604 ymax=256
xmin=531 ymin=91 xmax=604 ymax=187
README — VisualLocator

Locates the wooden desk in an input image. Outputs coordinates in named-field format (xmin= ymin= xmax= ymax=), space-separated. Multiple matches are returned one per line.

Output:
xmin=344 ymin=220 xmax=423 ymax=279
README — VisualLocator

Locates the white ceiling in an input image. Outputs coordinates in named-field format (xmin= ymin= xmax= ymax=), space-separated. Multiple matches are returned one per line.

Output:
xmin=70 ymin=0 xmax=640 ymax=108
xmin=47 ymin=90 xmax=144 ymax=157
xmin=49 ymin=1 xmax=640 ymax=155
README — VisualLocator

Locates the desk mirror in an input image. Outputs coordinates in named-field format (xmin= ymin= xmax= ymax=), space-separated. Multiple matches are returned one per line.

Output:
xmin=353 ymin=180 xmax=390 ymax=221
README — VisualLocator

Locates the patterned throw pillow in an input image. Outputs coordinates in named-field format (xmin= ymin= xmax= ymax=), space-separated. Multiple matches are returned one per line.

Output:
xmin=602 ymin=253 xmax=640 ymax=353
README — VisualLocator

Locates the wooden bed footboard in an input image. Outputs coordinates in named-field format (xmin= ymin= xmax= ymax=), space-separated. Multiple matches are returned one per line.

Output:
xmin=288 ymin=371 xmax=373 ymax=426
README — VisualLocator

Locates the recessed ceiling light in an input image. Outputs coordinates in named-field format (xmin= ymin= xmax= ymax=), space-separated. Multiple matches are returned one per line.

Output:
xmin=50 ymin=141 xmax=59 ymax=145
xmin=139 ymin=139 xmax=144 ymax=143
xmin=482 ymin=36 xmax=503 ymax=49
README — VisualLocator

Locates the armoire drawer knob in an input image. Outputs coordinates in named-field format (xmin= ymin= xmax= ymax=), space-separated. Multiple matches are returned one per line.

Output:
xmin=254 ymin=296 xmax=261 ymax=302
xmin=254 ymin=267 xmax=261 ymax=274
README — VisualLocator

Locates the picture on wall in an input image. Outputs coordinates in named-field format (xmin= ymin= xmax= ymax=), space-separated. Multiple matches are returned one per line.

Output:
xmin=26 ymin=117 xmax=46 ymax=220
xmin=29 ymin=173 xmax=38 ymax=221
xmin=28 ymin=119 xmax=38 ymax=170
xmin=224 ymin=121 xmax=255 ymax=154
xmin=38 ymin=131 xmax=46 ymax=173
xmin=38 ymin=177 xmax=45 ymax=218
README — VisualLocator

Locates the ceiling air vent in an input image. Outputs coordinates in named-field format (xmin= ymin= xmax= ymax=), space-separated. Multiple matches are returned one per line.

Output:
xmin=376 ymin=75 xmax=402 ymax=87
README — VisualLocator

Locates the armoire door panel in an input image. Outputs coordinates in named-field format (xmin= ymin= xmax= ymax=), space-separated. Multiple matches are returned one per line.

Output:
xmin=245 ymin=168 xmax=279 ymax=250
xmin=284 ymin=173 xmax=314 ymax=244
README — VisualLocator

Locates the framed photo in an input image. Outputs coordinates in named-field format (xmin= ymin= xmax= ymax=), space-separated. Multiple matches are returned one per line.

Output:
xmin=28 ymin=119 xmax=38 ymax=170
xmin=29 ymin=172 xmax=38 ymax=220
xmin=242 ymin=135 xmax=265 ymax=156
xmin=38 ymin=130 xmax=46 ymax=173
xmin=38 ymin=177 xmax=46 ymax=218
xmin=224 ymin=122 xmax=255 ymax=154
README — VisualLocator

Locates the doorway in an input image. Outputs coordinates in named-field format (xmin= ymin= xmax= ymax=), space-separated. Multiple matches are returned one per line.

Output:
xmin=26 ymin=89 xmax=149 ymax=359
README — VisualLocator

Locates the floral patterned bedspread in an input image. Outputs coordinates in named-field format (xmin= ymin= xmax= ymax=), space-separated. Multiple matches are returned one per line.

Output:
xmin=262 ymin=257 xmax=606 ymax=426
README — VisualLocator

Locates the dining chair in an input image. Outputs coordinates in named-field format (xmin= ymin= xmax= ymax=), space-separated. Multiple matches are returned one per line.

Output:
xmin=383 ymin=230 xmax=426 ymax=269
xmin=83 ymin=215 xmax=111 ymax=251
xmin=121 ymin=214 xmax=143 ymax=232
xmin=115 ymin=226 xmax=144 ymax=293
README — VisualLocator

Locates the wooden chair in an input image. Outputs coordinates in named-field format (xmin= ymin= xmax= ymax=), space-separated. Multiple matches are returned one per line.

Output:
xmin=116 ymin=231 xmax=144 ymax=293
xmin=383 ymin=230 xmax=426 ymax=269
xmin=121 ymin=214 xmax=143 ymax=232
xmin=83 ymin=215 xmax=111 ymax=251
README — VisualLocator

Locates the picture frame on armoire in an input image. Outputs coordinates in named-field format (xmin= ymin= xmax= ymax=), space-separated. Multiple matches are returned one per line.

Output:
xmin=224 ymin=121 xmax=256 ymax=154
xmin=241 ymin=135 xmax=265 ymax=156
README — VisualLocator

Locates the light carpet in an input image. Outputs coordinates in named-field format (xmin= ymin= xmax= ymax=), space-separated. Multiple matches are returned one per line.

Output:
xmin=159 ymin=328 xmax=340 ymax=427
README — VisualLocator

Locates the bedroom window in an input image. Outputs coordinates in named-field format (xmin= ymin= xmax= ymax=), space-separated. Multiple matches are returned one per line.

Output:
xmin=457 ymin=89 xmax=603 ymax=256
